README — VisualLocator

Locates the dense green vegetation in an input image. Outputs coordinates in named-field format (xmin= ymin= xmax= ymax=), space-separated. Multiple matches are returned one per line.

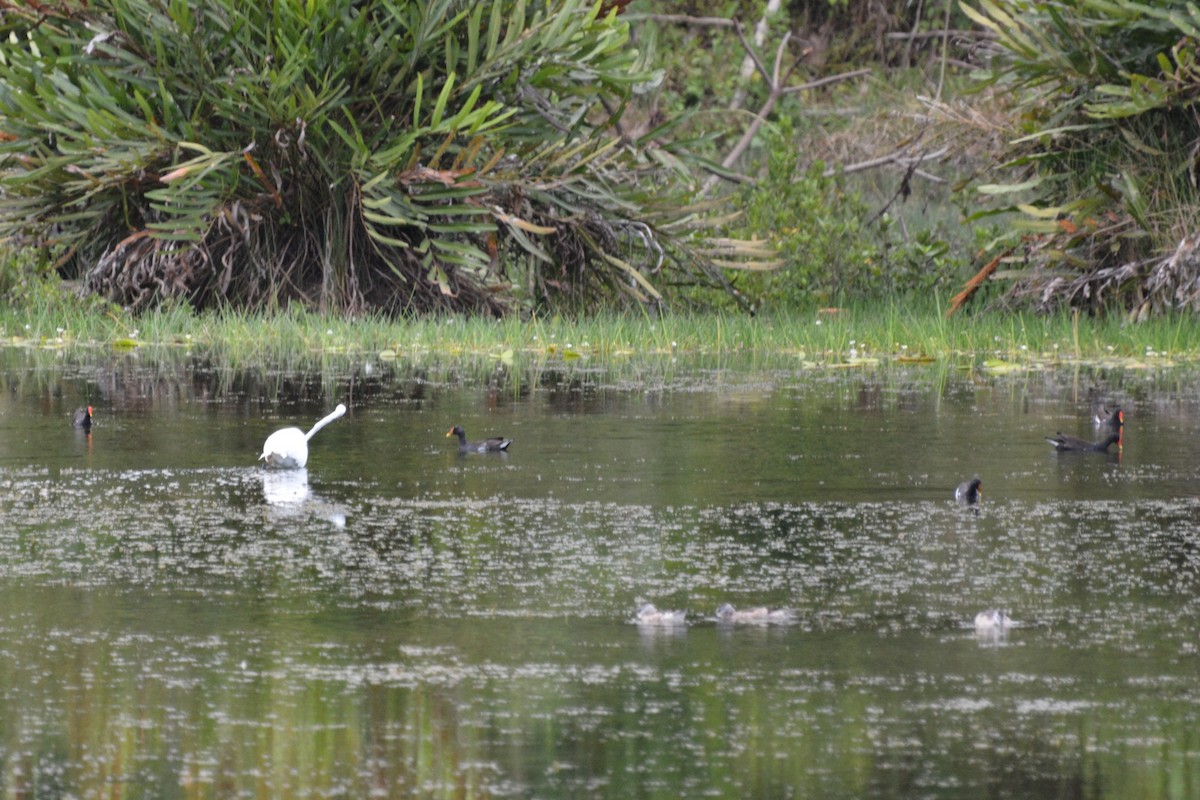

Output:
xmin=1 ymin=0 xmax=1199 ymax=319
xmin=0 ymin=0 xmax=772 ymax=316
xmin=636 ymin=0 xmax=982 ymax=310
xmin=3 ymin=294 xmax=1198 ymax=368
xmin=965 ymin=0 xmax=1200 ymax=317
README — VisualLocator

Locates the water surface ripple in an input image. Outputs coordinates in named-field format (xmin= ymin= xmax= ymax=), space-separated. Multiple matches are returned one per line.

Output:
xmin=0 ymin=351 xmax=1198 ymax=798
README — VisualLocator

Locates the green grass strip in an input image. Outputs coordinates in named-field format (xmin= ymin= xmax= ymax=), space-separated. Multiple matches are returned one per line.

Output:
xmin=2 ymin=298 xmax=1199 ymax=369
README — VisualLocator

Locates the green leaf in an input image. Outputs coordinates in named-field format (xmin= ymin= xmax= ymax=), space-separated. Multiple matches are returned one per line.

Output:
xmin=413 ymin=71 xmax=424 ymax=128
xmin=430 ymin=72 xmax=456 ymax=128
xmin=976 ymin=179 xmax=1043 ymax=195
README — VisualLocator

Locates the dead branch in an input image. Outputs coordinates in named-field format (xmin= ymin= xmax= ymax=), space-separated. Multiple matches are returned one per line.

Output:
xmin=824 ymin=145 xmax=948 ymax=178
xmin=729 ymin=0 xmax=782 ymax=112
xmin=947 ymin=249 xmax=1009 ymax=316
xmin=912 ymin=168 xmax=945 ymax=184
xmin=781 ymin=68 xmax=871 ymax=95
xmin=885 ymin=29 xmax=985 ymax=41
xmin=699 ymin=50 xmax=868 ymax=198
xmin=903 ymin=0 xmax=924 ymax=68
xmin=698 ymin=32 xmax=798 ymax=199
xmin=935 ymin=0 xmax=953 ymax=101
xmin=636 ymin=10 xmax=870 ymax=201
xmin=624 ymin=13 xmax=737 ymax=28
xmin=733 ymin=21 xmax=773 ymax=87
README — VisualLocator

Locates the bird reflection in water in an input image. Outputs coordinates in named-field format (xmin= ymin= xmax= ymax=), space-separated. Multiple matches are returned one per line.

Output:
xmin=262 ymin=467 xmax=311 ymax=506
xmin=259 ymin=468 xmax=346 ymax=528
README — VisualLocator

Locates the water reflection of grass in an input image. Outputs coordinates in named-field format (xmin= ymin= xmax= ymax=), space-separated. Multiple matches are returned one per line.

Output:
xmin=2 ymin=336 xmax=1198 ymax=426
xmin=3 ymin=301 xmax=1200 ymax=371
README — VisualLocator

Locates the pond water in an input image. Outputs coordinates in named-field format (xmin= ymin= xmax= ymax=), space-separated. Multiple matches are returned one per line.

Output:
xmin=0 ymin=347 xmax=1199 ymax=799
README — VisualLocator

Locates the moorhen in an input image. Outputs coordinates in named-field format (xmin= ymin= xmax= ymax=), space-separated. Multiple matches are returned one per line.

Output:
xmin=259 ymin=403 xmax=347 ymax=469
xmin=72 ymin=406 xmax=93 ymax=430
xmin=1044 ymin=431 xmax=1122 ymax=453
xmin=954 ymin=476 xmax=982 ymax=505
xmin=446 ymin=425 xmax=511 ymax=453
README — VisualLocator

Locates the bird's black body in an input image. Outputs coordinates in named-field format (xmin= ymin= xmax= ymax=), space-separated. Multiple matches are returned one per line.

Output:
xmin=447 ymin=425 xmax=511 ymax=453
xmin=1044 ymin=431 xmax=1122 ymax=452
xmin=955 ymin=476 xmax=982 ymax=504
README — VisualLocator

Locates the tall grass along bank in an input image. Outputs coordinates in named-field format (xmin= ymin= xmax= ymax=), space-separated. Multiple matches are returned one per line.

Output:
xmin=2 ymin=301 xmax=1199 ymax=371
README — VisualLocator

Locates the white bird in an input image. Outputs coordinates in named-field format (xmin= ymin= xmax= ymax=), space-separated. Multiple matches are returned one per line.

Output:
xmin=259 ymin=403 xmax=347 ymax=469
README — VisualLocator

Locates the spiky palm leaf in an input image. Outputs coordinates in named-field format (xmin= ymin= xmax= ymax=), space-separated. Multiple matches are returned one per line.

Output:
xmin=964 ymin=0 xmax=1200 ymax=314
xmin=0 ymin=0 xmax=775 ymax=314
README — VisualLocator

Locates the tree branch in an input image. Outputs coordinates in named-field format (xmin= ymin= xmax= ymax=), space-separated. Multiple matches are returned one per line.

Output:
xmin=634 ymin=13 xmax=870 ymax=199
xmin=729 ymin=0 xmax=782 ymax=111
xmin=781 ymin=68 xmax=872 ymax=95
xmin=698 ymin=32 xmax=798 ymax=199
xmin=732 ymin=21 xmax=772 ymax=87
xmin=624 ymin=13 xmax=737 ymax=28
xmin=823 ymin=146 xmax=948 ymax=178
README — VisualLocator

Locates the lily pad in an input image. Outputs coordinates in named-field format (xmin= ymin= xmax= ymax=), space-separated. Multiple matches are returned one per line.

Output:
xmin=982 ymin=358 xmax=1023 ymax=374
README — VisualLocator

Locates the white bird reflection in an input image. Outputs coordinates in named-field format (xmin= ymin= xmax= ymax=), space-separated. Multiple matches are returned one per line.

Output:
xmin=259 ymin=468 xmax=347 ymax=528
xmin=262 ymin=467 xmax=312 ymax=506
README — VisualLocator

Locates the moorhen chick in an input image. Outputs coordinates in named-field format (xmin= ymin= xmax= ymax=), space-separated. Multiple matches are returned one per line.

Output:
xmin=974 ymin=609 xmax=1013 ymax=632
xmin=714 ymin=603 xmax=794 ymax=624
xmin=955 ymin=476 xmax=982 ymax=505
xmin=636 ymin=603 xmax=686 ymax=625
xmin=72 ymin=406 xmax=93 ymax=431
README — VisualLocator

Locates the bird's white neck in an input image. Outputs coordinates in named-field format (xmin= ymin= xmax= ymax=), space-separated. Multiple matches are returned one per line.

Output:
xmin=305 ymin=403 xmax=347 ymax=440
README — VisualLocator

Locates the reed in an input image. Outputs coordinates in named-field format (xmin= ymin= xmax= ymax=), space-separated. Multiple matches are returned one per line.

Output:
xmin=2 ymin=299 xmax=1200 ymax=367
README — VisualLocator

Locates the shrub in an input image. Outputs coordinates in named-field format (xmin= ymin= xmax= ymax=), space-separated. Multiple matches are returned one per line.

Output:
xmin=718 ymin=119 xmax=961 ymax=309
xmin=0 ymin=0 xmax=771 ymax=315
xmin=964 ymin=0 xmax=1200 ymax=315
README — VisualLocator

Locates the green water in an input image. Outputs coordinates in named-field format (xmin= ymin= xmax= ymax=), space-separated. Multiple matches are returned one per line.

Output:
xmin=0 ymin=348 xmax=1198 ymax=798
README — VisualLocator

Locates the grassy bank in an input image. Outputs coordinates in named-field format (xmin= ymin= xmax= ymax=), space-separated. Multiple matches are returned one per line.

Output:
xmin=2 ymin=297 xmax=1199 ymax=369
